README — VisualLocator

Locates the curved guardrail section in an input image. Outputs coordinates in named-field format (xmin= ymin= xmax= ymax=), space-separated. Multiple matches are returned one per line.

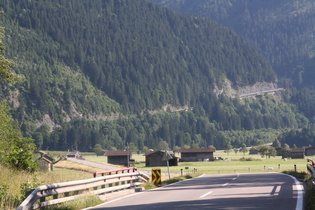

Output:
xmin=16 ymin=171 xmax=150 ymax=210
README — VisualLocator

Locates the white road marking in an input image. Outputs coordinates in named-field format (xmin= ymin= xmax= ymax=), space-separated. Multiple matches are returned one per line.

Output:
xmin=222 ymin=183 xmax=229 ymax=186
xmin=200 ymin=191 xmax=213 ymax=198
xmin=281 ymin=173 xmax=303 ymax=210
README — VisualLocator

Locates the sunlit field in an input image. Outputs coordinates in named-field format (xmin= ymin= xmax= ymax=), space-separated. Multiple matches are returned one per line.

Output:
xmin=84 ymin=150 xmax=311 ymax=176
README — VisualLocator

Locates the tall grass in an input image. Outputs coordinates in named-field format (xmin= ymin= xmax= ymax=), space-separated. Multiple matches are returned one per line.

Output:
xmin=0 ymin=160 xmax=104 ymax=209
xmin=44 ymin=194 xmax=103 ymax=210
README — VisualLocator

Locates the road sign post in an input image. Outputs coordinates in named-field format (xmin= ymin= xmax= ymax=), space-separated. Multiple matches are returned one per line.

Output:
xmin=163 ymin=151 xmax=172 ymax=180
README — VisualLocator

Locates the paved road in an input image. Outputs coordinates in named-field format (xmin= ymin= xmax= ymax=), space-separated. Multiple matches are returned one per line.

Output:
xmin=90 ymin=173 xmax=303 ymax=210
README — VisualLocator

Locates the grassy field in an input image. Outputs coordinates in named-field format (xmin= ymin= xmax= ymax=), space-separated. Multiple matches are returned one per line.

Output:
xmin=84 ymin=150 xmax=311 ymax=176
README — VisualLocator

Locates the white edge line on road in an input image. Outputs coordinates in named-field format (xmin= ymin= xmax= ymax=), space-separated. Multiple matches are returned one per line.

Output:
xmin=222 ymin=183 xmax=229 ymax=186
xmin=200 ymin=191 xmax=213 ymax=198
xmin=283 ymin=173 xmax=303 ymax=210
xmin=84 ymin=174 xmax=207 ymax=209
xmin=83 ymin=192 xmax=143 ymax=209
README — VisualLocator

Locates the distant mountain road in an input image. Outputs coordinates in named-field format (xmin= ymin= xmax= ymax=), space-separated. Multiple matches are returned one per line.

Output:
xmin=239 ymin=88 xmax=284 ymax=98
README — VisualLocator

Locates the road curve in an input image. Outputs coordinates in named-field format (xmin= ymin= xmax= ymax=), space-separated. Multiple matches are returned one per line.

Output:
xmin=88 ymin=173 xmax=303 ymax=210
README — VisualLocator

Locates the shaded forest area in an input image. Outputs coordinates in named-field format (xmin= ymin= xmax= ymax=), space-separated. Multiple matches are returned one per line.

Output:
xmin=0 ymin=0 xmax=312 ymax=151
xmin=151 ymin=0 xmax=315 ymax=148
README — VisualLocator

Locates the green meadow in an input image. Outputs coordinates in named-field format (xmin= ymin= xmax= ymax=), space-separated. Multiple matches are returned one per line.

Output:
xmin=84 ymin=150 xmax=311 ymax=176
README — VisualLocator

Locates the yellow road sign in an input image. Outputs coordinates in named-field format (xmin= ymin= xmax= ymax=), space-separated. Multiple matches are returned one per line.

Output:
xmin=152 ymin=169 xmax=161 ymax=186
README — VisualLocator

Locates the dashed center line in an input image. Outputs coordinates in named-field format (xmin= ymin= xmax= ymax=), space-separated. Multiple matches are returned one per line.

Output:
xmin=222 ymin=183 xmax=229 ymax=186
xmin=200 ymin=191 xmax=213 ymax=198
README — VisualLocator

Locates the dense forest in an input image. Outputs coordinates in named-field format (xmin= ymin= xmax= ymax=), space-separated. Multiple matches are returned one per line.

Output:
xmin=0 ymin=0 xmax=313 ymax=152
xmin=151 ymin=0 xmax=315 ymax=86
xmin=151 ymin=0 xmax=315 ymax=148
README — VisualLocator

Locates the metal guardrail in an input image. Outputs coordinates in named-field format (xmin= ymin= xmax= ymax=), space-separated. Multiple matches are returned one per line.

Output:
xmin=307 ymin=164 xmax=315 ymax=179
xmin=16 ymin=171 xmax=150 ymax=210
xmin=93 ymin=167 xmax=138 ymax=178
xmin=306 ymin=158 xmax=315 ymax=179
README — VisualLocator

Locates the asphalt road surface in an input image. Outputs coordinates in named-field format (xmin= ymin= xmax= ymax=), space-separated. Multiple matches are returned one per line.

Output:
xmin=89 ymin=173 xmax=303 ymax=210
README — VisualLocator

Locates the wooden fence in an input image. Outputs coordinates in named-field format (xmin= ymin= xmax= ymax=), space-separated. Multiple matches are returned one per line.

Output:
xmin=17 ymin=171 xmax=150 ymax=210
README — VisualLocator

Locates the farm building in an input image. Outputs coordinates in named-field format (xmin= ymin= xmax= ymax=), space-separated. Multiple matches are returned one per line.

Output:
xmin=145 ymin=150 xmax=178 ymax=167
xmin=290 ymin=148 xmax=305 ymax=159
xmin=105 ymin=150 xmax=132 ymax=166
xmin=66 ymin=151 xmax=82 ymax=158
xmin=37 ymin=151 xmax=54 ymax=171
xmin=179 ymin=148 xmax=215 ymax=162
xmin=305 ymin=147 xmax=315 ymax=156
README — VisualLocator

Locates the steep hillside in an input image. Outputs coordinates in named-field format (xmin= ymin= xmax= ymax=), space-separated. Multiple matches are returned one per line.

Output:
xmin=151 ymin=0 xmax=315 ymax=87
xmin=1 ymin=0 xmax=275 ymax=116
xmin=0 ymin=0 xmax=308 ymax=151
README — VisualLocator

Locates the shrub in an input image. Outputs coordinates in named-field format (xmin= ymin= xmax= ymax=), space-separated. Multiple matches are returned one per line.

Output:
xmin=305 ymin=184 xmax=315 ymax=210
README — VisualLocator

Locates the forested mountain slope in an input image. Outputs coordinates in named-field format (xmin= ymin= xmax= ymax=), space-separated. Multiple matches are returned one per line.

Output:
xmin=2 ymin=0 xmax=276 ymax=114
xmin=0 ymin=0 xmax=308 ymax=151
xmin=151 ymin=0 xmax=315 ymax=88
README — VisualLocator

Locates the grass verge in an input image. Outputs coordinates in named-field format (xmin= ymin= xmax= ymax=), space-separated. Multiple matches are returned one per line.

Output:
xmin=44 ymin=194 xmax=103 ymax=210
xmin=305 ymin=183 xmax=315 ymax=210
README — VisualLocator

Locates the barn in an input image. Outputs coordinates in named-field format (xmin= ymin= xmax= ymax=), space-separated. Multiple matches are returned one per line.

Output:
xmin=105 ymin=150 xmax=132 ymax=166
xmin=66 ymin=151 xmax=82 ymax=158
xmin=37 ymin=151 xmax=54 ymax=171
xmin=290 ymin=148 xmax=305 ymax=159
xmin=145 ymin=150 xmax=178 ymax=167
xmin=179 ymin=148 xmax=215 ymax=162
xmin=305 ymin=147 xmax=315 ymax=156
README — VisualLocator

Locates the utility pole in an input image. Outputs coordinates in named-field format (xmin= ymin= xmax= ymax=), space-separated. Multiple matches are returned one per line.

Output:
xmin=127 ymin=143 xmax=129 ymax=167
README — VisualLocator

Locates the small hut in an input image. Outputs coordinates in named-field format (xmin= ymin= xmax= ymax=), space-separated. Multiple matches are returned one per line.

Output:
xmin=290 ymin=148 xmax=305 ymax=159
xmin=145 ymin=150 xmax=178 ymax=167
xmin=66 ymin=151 xmax=82 ymax=158
xmin=179 ymin=148 xmax=215 ymax=162
xmin=105 ymin=150 xmax=132 ymax=166
xmin=305 ymin=147 xmax=315 ymax=156
xmin=37 ymin=151 xmax=54 ymax=171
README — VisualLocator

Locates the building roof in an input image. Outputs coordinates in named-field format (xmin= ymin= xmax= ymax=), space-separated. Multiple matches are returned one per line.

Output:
xmin=179 ymin=148 xmax=216 ymax=153
xmin=290 ymin=148 xmax=305 ymax=153
xmin=39 ymin=150 xmax=47 ymax=155
xmin=42 ymin=156 xmax=53 ymax=163
xmin=144 ymin=150 xmax=174 ymax=156
xmin=105 ymin=150 xmax=132 ymax=156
